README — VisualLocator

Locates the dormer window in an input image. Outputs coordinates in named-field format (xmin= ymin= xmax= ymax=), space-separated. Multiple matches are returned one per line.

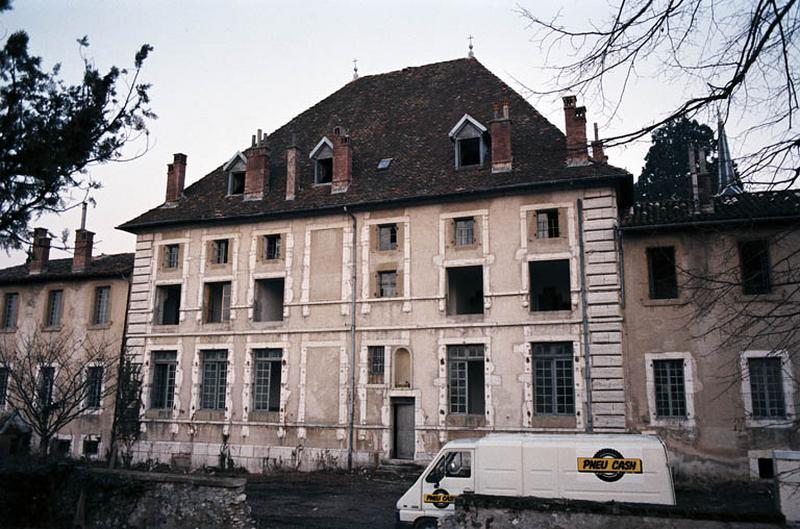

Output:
xmin=223 ymin=152 xmax=247 ymax=195
xmin=309 ymin=137 xmax=334 ymax=185
xmin=449 ymin=114 xmax=488 ymax=169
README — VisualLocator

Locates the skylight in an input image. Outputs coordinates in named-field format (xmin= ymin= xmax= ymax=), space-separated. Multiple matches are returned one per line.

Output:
xmin=377 ymin=158 xmax=393 ymax=170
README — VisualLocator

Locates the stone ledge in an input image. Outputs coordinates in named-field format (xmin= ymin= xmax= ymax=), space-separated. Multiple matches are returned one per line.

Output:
xmin=91 ymin=468 xmax=246 ymax=489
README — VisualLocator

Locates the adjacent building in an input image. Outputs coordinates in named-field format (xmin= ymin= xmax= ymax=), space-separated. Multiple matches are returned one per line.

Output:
xmin=117 ymin=58 xmax=632 ymax=470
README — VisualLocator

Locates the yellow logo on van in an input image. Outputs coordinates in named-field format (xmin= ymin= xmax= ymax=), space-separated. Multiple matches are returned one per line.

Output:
xmin=578 ymin=448 xmax=642 ymax=482
xmin=424 ymin=489 xmax=456 ymax=508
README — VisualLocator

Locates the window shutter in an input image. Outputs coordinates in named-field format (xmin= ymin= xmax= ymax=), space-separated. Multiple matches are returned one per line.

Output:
xmin=397 ymin=270 xmax=404 ymax=297
xmin=222 ymin=283 xmax=231 ymax=321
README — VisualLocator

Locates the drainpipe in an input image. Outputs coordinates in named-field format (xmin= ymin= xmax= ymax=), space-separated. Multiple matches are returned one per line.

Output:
xmin=577 ymin=199 xmax=594 ymax=433
xmin=344 ymin=206 xmax=358 ymax=471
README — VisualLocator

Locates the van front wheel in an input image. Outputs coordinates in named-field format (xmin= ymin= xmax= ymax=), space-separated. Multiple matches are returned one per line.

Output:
xmin=413 ymin=517 xmax=438 ymax=529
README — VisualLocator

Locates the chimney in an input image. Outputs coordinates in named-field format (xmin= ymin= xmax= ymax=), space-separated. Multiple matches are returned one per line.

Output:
xmin=165 ymin=153 xmax=187 ymax=202
xmin=29 ymin=227 xmax=51 ymax=274
xmin=490 ymin=99 xmax=512 ymax=173
xmin=563 ymin=95 xmax=589 ymax=166
xmin=72 ymin=229 xmax=94 ymax=272
xmin=286 ymin=134 xmax=299 ymax=201
xmin=244 ymin=129 xmax=270 ymax=200
xmin=591 ymin=123 xmax=607 ymax=163
xmin=331 ymin=126 xmax=352 ymax=194
xmin=689 ymin=145 xmax=714 ymax=214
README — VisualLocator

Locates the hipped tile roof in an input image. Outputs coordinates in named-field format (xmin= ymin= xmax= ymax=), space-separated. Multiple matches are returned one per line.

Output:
xmin=0 ymin=253 xmax=134 ymax=285
xmin=119 ymin=58 xmax=630 ymax=232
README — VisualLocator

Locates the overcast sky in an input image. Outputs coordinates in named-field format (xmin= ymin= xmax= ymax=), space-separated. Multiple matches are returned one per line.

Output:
xmin=0 ymin=0 xmax=712 ymax=267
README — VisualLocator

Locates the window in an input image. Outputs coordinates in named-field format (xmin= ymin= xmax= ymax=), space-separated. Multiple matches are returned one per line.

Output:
xmin=653 ymin=359 xmax=686 ymax=417
xmin=252 ymin=348 xmax=281 ymax=412
xmin=150 ymin=351 xmax=177 ymax=409
xmin=45 ymin=290 xmax=63 ymax=328
xmin=92 ymin=286 xmax=111 ymax=325
xmin=378 ymin=271 xmax=398 ymax=298
xmin=378 ymin=224 xmax=397 ymax=251
xmin=368 ymin=346 xmax=385 ymax=384
xmin=449 ymin=114 xmax=487 ymax=169
xmin=210 ymin=239 xmax=230 ymax=265
xmin=536 ymin=210 xmax=560 ymax=239
xmin=532 ymin=342 xmax=574 ymax=415
xmin=200 ymin=350 xmax=228 ymax=410
xmin=447 ymin=344 xmax=485 ymax=415
xmin=253 ymin=278 xmax=284 ymax=322
xmin=204 ymin=282 xmax=231 ymax=323
xmin=529 ymin=260 xmax=571 ymax=311
xmin=155 ymin=285 xmax=181 ymax=325
xmin=0 ymin=367 xmax=8 ymax=407
xmin=647 ymin=247 xmax=678 ymax=299
xmin=83 ymin=438 xmax=100 ymax=457
xmin=454 ymin=217 xmax=475 ymax=246
xmin=426 ymin=451 xmax=473 ymax=483
xmin=38 ymin=366 xmax=55 ymax=409
xmin=377 ymin=158 xmax=393 ymax=170
xmin=264 ymin=234 xmax=282 ymax=260
xmin=758 ymin=458 xmax=775 ymax=479
xmin=740 ymin=240 xmax=771 ymax=295
xmin=86 ymin=366 xmax=103 ymax=408
xmin=446 ymin=266 xmax=483 ymax=315
xmin=311 ymin=138 xmax=334 ymax=184
xmin=163 ymin=244 xmax=180 ymax=269
xmin=2 ymin=292 xmax=18 ymax=330
xmin=748 ymin=358 xmax=786 ymax=419
xmin=228 ymin=171 xmax=245 ymax=195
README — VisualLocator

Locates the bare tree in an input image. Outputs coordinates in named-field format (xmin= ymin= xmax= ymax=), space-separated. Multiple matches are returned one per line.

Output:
xmin=0 ymin=331 xmax=118 ymax=456
xmin=519 ymin=0 xmax=799 ymax=187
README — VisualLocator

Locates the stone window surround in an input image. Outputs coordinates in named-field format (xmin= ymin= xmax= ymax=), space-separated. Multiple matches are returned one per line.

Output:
xmin=248 ymin=228 xmax=293 ymax=322
xmin=361 ymin=215 xmax=411 ymax=311
xmin=640 ymin=237 xmax=685 ymax=306
xmin=140 ymin=344 xmax=184 ymax=433
xmin=189 ymin=343 xmax=234 ymax=430
xmin=644 ymin=351 xmax=696 ymax=428
xmin=197 ymin=232 xmax=240 ymax=322
xmin=437 ymin=209 xmax=491 ymax=314
xmin=241 ymin=341 xmax=288 ymax=429
xmin=740 ymin=349 xmax=796 ymax=428
xmin=300 ymin=221 xmax=352 ymax=317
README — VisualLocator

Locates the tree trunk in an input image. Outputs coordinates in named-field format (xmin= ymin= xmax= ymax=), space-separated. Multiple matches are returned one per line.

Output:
xmin=38 ymin=434 xmax=49 ymax=457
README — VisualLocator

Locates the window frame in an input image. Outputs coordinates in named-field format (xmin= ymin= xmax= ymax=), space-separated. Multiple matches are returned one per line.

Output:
xmin=163 ymin=244 xmax=180 ymax=270
xmin=149 ymin=350 xmax=177 ymax=410
xmin=740 ymin=350 xmax=794 ymax=427
xmin=367 ymin=345 xmax=385 ymax=385
xmin=251 ymin=348 xmax=282 ymax=412
xmin=227 ymin=170 xmax=246 ymax=195
xmin=1 ymin=292 xmax=19 ymax=330
xmin=532 ymin=342 xmax=576 ymax=416
xmin=536 ymin=210 xmax=560 ymax=239
xmin=449 ymin=114 xmax=488 ymax=169
xmin=377 ymin=270 xmax=398 ymax=298
xmin=739 ymin=240 xmax=772 ymax=295
xmin=92 ymin=286 xmax=111 ymax=326
xmin=447 ymin=344 xmax=485 ymax=416
xmin=453 ymin=217 xmax=475 ymax=246
xmin=646 ymin=246 xmax=679 ymax=300
xmin=199 ymin=350 xmax=228 ymax=411
xmin=45 ymin=289 xmax=64 ymax=328
xmin=0 ymin=366 xmax=9 ymax=409
xmin=645 ymin=352 xmax=696 ymax=428
xmin=154 ymin=283 xmax=182 ymax=326
xmin=204 ymin=281 xmax=232 ymax=324
xmin=263 ymin=234 xmax=282 ymax=261
xmin=528 ymin=258 xmax=572 ymax=312
xmin=210 ymin=239 xmax=230 ymax=265
xmin=310 ymin=137 xmax=334 ymax=185
xmin=377 ymin=224 xmax=398 ymax=251
xmin=85 ymin=365 xmax=104 ymax=409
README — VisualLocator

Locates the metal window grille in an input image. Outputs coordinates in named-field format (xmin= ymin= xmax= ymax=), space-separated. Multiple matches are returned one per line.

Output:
xmin=252 ymin=349 xmax=281 ymax=412
xmin=0 ymin=368 xmax=8 ymax=407
xmin=46 ymin=290 xmax=63 ymax=327
xmin=150 ymin=351 xmax=177 ymax=409
xmin=378 ymin=224 xmax=397 ymax=251
xmin=748 ymin=357 xmax=786 ymax=418
xmin=454 ymin=218 xmax=475 ymax=246
xmin=653 ymin=359 xmax=687 ymax=417
xmin=740 ymin=240 xmax=772 ymax=295
xmin=368 ymin=346 xmax=385 ymax=384
xmin=2 ymin=293 xmax=18 ymax=329
xmin=533 ymin=342 xmax=575 ymax=415
xmin=378 ymin=271 xmax=397 ymax=297
xmin=164 ymin=244 xmax=180 ymax=268
xmin=212 ymin=240 xmax=229 ymax=264
xmin=447 ymin=344 xmax=484 ymax=414
xmin=536 ymin=210 xmax=560 ymax=239
xmin=93 ymin=286 xmax=110 ymax=325
xmin=86 ymin=366 xmax=103 ymax=408
xmin=200 ymin=350 xmax=228 ymax=410
xmin=264 ymin=235 xmax=281 ymax=260
xmin=38 ymin=366 xmax=55 ymax=408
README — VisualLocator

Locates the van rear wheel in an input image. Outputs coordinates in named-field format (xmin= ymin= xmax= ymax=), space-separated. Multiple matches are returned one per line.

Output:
xmin=413 ymin=518 xmax=438 ymax=529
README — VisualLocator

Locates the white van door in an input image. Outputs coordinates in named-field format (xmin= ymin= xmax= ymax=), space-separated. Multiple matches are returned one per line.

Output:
xmin=420 ymin=449 xmax=475 ymax=516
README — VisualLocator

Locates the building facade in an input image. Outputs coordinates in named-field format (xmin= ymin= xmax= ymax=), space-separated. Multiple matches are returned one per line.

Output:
xmin=0 ymin=227 xmax=133 ymax=458
xmin=119 ymin=58 xmax=633 ymax=471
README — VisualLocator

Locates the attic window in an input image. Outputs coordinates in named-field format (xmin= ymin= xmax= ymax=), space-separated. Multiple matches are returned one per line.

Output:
xmin=228 ymin=171 xmax=245 ymax=195
xmin=449 ymin=114 xmax=487 ymax=169
xmin=377 ymin=158 xmax=393 ymax=170
xmin=310 ymin=137 xmax=334 ymax=185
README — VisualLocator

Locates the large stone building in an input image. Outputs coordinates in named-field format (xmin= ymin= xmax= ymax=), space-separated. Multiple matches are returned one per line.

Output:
xmin=118 ymin=58 xmax=633 ymax=470
xmin=0 ymin=226 xmax=133 ymax=457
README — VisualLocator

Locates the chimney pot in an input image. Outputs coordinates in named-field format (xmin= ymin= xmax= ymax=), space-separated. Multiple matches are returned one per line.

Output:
xmin=29 ymin=227 xmax=51 ymax=274
xmin=563 ymin=96 xmax=589 ymax=166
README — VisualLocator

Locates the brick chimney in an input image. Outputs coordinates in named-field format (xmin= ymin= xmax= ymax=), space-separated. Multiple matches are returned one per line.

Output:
xmin=286 ymin=134 xmax=299 ymax=201
xmin=29 ymin=227 xmax=51 ymax=274
xmin=244 ymin=129 xmax=270 ymax=201
xmin=72 ymin=229 xmax=94 ymax=272
xmin=590 ymin=123 xmax=607 ymax=163
xmin=490 ymin=99 xmax=512 ymax=173
xmin=563 ymin=95 xmax=589 ymax=166
xmin=332 ymin=126 xmax=352 ymax=194
xmin=165 ymin=153 xmax=187 ymax=203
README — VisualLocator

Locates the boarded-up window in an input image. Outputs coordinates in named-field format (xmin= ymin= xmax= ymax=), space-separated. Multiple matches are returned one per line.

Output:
xmin=309 ymin=228 xmax=343 ymax=301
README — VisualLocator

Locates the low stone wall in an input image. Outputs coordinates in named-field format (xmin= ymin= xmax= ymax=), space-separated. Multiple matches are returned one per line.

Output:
xmin=440 ymin=495 xmax=785 ymax=529
xmin=85 ymin=469 xmax=255 ymax=529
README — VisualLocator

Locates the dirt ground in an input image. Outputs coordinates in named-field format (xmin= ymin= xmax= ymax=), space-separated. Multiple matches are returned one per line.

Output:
xmin=246 ymin=469 xmax=416 ymax=529
xmin=245 ymin=470 xmax=779 ymax=529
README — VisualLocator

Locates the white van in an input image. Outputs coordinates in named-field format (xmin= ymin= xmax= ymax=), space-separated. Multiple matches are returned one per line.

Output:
xmin=395 ymin=433 xmax=675 ymax=528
